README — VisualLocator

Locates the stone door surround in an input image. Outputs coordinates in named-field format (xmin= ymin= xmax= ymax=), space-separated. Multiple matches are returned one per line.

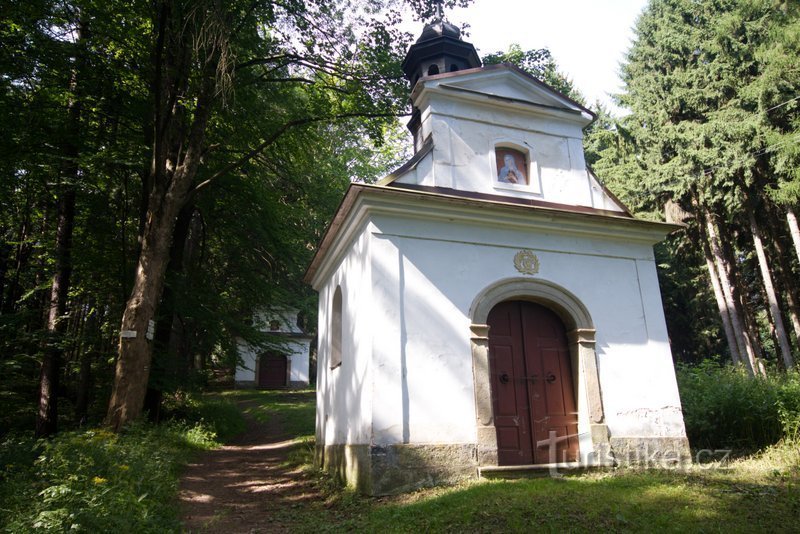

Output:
xmin=469 ymin=277 xmax=611 ymax=466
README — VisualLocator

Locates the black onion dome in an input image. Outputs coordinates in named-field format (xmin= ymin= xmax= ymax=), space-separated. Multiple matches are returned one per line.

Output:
xmin=416 ymin=20 xmax=462 ymax=43
xmin=401 ymin=21 xmax=481 ymax=88
xmin=401 ymin=20 xmax=481 ymax=148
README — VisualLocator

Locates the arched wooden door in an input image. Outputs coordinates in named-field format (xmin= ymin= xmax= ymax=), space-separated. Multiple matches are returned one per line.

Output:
xmin=487 ymin=301 xmax=579 ymax=465
xmin=258 ymin=352 xmax=287 ymax=389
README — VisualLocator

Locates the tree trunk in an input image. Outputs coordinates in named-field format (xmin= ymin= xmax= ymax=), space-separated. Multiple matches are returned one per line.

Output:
xmin=705 ymin=213 xmax=757 ymax=375
xmin=0 ymin=235 xmax=10 ymax=313
xmin=701 ymin=235 xmax=742 ymax=365
xmin=764 ymin=208 xmax=800 ymax=349
xmin=143 ymin=202 xmax=195 ymax=421
xmin=718 ymin=219 xmax=767 ymax=372
xmin=786 ymin=208 xmax=800 ymax=264
xmin=36 ymin=20 xmax=85 ymax=437
xmin=105 ymin=56 xmax=218 ymax=430
xmin=36 ymin=186 xmax=76 ymax=438
xmin=748 ymin=209 xmax=795 ymax=370
xmin=75 ymin=298 xmax=98 ymax=425
xmin=3 ymin=217 xmax=32 ymax=314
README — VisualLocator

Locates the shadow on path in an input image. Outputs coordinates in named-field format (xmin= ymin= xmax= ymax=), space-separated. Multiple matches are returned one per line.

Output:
xmin=180 ymin=393 xmax=320 ymax=533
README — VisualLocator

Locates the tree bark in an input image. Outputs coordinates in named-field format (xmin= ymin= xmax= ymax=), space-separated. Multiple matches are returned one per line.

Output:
xmin=105 ymin=42 xmax=218 ymax=430
xmin=748 ymin=209 xmax=795 ymax=370
xmin=764 ymin=208 xmax=800 ymax=348
xmin=143 ymin=202 xmax=195 ymax=421
xmin=36 ymin=187 xmax=76 ymax=437
xmin=786 ymin=208 xmax=800 ymax=264
xmin=3 ymin=217 xmax=32 ymax=314
xmin=705 ymin=213 xmax=757 ymax=375
xmin=0 ymin=235 xmax=10 ymax=313
xmin=36 ymin=19 xmax=85 ymax=437
xmin=718 ymin=219 xmax=767 ymax=371
xmin=75 ymin=298 xmax=98 ymax=425
xmin=700 ymin=234 xmax=742 ymax=365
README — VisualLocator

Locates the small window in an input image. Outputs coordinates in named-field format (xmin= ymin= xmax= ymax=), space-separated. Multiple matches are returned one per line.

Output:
xmin=427 ymin=64 xmax=439 ymax=76
xmin=330 ymin=286 xmax=342 ymax=369
xmin=269 ymin=320 xmax=280 ymax=331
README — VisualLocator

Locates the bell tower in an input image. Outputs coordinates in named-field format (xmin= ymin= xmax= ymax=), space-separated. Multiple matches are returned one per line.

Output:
xmin=401 ymin=19 xmax=481 ymax=88
xmin=401 ymin=10 xmax=481 ymax=148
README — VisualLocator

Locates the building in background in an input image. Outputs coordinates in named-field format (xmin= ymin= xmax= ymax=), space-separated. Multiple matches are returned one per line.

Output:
xmin=235 ymin=308 xmax=312 ymax=389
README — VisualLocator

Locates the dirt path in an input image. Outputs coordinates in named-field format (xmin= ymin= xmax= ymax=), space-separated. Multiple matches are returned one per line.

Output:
xmin=179 ymin=393 xmax=323 ymax=533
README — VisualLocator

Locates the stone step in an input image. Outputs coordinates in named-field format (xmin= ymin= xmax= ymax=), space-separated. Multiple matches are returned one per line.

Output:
xmin=479 ymin=462 xmax=614 ymax=479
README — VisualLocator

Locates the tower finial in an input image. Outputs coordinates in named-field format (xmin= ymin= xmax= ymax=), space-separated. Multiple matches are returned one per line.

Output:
xmin=435 ymin=0 xmax=444 ymax=22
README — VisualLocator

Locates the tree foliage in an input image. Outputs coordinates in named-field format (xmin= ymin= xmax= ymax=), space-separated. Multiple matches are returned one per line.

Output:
xmin=0 ymin=0 xmax=456 ymax=434
xmin=483 ymin=43 xmax=584 ymax=104
xmin=587 ymin=0 xmax=800 ymax=369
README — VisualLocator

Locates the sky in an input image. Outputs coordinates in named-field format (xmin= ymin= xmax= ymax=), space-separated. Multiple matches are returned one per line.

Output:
xmin=401 ymin=0 xmax=649 ymax=115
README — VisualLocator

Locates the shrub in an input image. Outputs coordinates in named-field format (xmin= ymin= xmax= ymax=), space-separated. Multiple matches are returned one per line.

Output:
xmin=0 ymin=394 xmax=244 ymax=532
xmin=776 ymin=372 xmax=800 ymax=442
xmin=161 ymin=392 xmax=246 ymax=442
xmin=677 ymin=360 xmax=800 ymax=451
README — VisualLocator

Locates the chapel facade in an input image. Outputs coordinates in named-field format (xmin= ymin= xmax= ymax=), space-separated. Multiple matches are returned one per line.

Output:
xmin=305 ymin=20 xmax=691 ymax=495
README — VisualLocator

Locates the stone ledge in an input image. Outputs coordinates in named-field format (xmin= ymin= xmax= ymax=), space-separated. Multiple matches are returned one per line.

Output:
xmin=479 ymin=461 xmax=614 ymax=478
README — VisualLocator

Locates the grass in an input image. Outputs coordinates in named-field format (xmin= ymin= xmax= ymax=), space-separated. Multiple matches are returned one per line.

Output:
xmin=242 ymin=387 xmax=800 ymax=533
xmin=218 ymin=388 xmax=316 ymax=439
xmin=5 ymin=386 xmax=797 ymax=532
xmin=272 ymin=442 xmax=800 ymax=533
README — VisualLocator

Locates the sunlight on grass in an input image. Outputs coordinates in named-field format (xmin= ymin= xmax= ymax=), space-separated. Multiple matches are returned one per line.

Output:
xmin=282 ymin=443 xmax=800 ymax=533
xmin=222 ymin=387 xmax=798 ymax=533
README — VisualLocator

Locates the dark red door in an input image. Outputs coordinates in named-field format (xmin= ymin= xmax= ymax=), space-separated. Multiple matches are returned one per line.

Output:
xmin=258 ymin=352 xmax=287 ymax=389
xmin=487 ymin=301 xmax=579 ymax=465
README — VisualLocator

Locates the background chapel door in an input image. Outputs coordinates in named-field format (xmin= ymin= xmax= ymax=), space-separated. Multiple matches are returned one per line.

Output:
xmin=487 ymin=300 xmax=579 ymax=465
xmin=258 ymin=352 xmax=287 ymax=389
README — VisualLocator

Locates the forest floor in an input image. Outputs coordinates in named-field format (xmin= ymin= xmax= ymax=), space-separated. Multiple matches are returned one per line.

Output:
xmin=179 ymin=391 xmax=322 ymax=533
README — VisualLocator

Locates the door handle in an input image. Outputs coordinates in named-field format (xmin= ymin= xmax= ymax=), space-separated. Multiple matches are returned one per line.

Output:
xmin=545 ymin=372 xmax=556 ymax=384
xmin=500 ymin=373 xmax=510 ymax=384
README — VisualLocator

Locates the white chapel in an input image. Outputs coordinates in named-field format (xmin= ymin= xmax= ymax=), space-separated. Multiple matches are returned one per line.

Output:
xmin=305 ymin=19 xmax=690 ymax=495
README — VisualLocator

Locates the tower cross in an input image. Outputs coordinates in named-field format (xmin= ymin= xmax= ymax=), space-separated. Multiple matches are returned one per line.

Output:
xmin=435 ymin=0 xmax=444 ymax=22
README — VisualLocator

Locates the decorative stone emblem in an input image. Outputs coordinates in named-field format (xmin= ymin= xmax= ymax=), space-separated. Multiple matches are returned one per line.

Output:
xmin=514 ymin=249 xmax=540 ymax=275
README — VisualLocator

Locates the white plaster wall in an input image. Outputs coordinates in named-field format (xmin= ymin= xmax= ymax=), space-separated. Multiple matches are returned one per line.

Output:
xmin=253 ymin=308 xmax=305 ymax=334
xmin=235 ymin=338 xmax=258 ymax=382
xmin=395 ymin=73 xmax=624 ymax=213
xmin=404 ymin=98 xmax=592 ymax=205
xmin=286 ymin=339 xmax=311 ymax=384
xmin=315 ymin=222 xmax=374 ymax=447
xmin=366 ymin=211 xmax=686 ymax=449
xmin=369 ymin=233 xmax=476 ymax=446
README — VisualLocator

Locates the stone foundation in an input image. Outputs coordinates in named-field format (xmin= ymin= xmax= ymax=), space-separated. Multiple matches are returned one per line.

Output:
xmin=610 ymin=437 xmax=692 ymax=467
xmin=318 ymin=443 xmax=478 ymax=495
xmin=316 ymin=436 xmax=691 ymax=494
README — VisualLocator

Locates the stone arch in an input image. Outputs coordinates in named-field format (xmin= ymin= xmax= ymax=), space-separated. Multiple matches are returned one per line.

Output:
xmin=468 ymin=277 xmax=611 ymax=467
xmin=470 ymin=277 xmax=593 ymax=330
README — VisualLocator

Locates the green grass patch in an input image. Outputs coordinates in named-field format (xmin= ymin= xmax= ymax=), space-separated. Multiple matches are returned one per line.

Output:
xmin=0 ymin=393 xmax=245 ymax=533
xmin=220 ymin=388 xmax=316 ymax=439
xmin=246 ymin=382 xmax=798 ymax=533
xmin=283 ymin=441 xmax=800 ymax=533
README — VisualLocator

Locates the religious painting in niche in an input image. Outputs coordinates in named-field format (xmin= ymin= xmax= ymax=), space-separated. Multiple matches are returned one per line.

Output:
xmin=496 ymin=147 xmax=528 ymax=185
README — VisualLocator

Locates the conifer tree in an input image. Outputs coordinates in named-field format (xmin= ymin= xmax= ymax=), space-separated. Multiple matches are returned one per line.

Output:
xmin=588 ymin=0 xmax=799 ymax=369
